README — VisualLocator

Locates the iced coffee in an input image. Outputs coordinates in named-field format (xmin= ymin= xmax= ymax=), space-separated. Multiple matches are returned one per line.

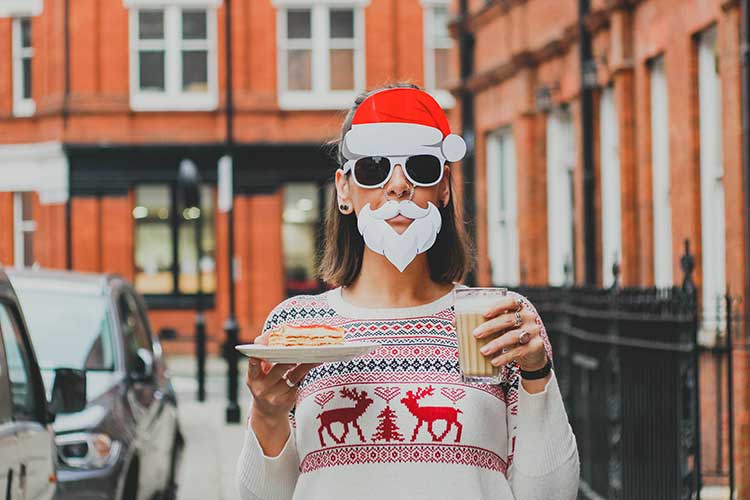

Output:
xmin=453 ymin=287 xmax=508 ymax=384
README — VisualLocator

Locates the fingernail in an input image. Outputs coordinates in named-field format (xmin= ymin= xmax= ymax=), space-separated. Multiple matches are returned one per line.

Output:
xmin=473 ymin=328 xmax=482 ymax=337
xmin=491 ymin=358 xmax=501 ymax=366
xmin=480 ymin=346 xmax=489 ymax=355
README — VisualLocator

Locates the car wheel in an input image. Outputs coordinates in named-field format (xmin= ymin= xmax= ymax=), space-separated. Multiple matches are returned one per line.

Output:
xmin=122 ymin=457 xmax=139 ymax=500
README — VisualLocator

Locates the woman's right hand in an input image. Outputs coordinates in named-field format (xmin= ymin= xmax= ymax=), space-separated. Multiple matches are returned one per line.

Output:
xmin=246 ymin=332 xmax=320 ymax=422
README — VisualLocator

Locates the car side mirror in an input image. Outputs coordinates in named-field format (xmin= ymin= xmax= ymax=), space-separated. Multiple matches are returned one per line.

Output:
xmin=49 ymin=368 xmax=87 ymax=418
xmin=131 ymin=348 xmax=154 ymax=382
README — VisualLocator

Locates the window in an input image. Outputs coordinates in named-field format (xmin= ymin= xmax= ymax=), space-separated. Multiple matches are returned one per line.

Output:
xmin=283 ymin=183 xmax=323 ymax=295
xmin=129 ymin=6 xmax=217 ymax=111
xmin=697 ymin=27 xmax=726 ymax=332
xmin=12 ymin=17 xmax=34 ymax=117
xmin=13 ymin=192 xmax=36 ymax=268
xmin=0 ymin=303 xmax=39 ymax=421
xmin=599 ymin=85 xmax=622 ymax=287
xmin=649 ymin=55 xmax=673 ymax=287
xmin=546 ymin=107 xmax=575 ymax=286
xmin=486 ymin=128 xmax=519 ymax=286
xmin=422 ymin=0 xmax=454 ymax=107
xmin=118 ymin=292 xmax=152 ymax=372
xmin=133 ymin=184 xmax=216 ymax=299
xmin=277 ymin=4 xmax=365 ymax=109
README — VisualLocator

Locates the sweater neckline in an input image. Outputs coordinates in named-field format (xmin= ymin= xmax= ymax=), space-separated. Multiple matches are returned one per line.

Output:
xmin=326 ymin=285 xmax=456 ymax=319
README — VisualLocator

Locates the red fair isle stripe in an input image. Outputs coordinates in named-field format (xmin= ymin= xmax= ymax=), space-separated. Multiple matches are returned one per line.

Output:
xmin=299 ymin=443 xmax=509 ymax=475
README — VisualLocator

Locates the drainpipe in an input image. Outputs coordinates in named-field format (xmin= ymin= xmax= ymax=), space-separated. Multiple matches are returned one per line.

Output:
xmin=458 ymin=0 xmax=476 ymax=284
xmin=64 ymin=0 xmax=72 ymax=270
xmin=741 ymin=0 xmax=750 ymax=321
xmin=578 ymin=0 xmax=597 ymax=286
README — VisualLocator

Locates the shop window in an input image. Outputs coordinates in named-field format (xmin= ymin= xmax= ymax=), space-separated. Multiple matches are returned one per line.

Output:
xmin=282 ymin=183 xmax=323 ymax=295
xmin=133 ymin=184 xmax=215 ymax=301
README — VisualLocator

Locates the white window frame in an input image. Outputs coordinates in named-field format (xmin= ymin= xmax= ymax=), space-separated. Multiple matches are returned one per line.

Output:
xmin=486 ymin=128 xmax=519 ymax=286
xmin=649 ymin=55 xmax=673 ymax=288
xmin=13 ymin=192 xmax=37 ymax=268
xmin=12 ymin=17 xmax=35 ymax=117
xmin=421 ymin=0 xmax=454 ymax=108
xmin=600 ymin=85 xmax=622 ymax=288
xmin=0 ymin=0 xmax=42 ymax=17
xmin=275 ymin=2 xmax=367 ymax=110
xmin=128 ymin=5 xmax=218 ymax=111
xmin=697 ymin=26 xmax=726 ymax=337
xmin=546 ymin=107 xmax=575 ymax=286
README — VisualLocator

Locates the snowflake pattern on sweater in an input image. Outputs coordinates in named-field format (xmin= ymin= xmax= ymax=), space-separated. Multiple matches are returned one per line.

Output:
xmin=259 ymin=288 xmax=553 ymax=478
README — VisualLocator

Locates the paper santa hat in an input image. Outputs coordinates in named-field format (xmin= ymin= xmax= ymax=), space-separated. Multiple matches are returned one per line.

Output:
xmin=342 ymin=88 xmax=467 ymax=162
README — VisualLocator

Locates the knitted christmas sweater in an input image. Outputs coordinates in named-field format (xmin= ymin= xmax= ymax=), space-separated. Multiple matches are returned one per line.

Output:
xmin=237 ymin=288 xmax=579 ymax=500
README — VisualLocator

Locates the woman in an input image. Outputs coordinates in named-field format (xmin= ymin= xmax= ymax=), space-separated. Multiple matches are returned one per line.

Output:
xmin=237 ymin=84 xmax=579 ymax=500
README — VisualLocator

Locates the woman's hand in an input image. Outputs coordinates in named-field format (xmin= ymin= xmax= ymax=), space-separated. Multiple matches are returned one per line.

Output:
xmin=246 ymin=332 xmax=320 ymax=421
xmin=473 ymin=295 xmax=547 ymax=372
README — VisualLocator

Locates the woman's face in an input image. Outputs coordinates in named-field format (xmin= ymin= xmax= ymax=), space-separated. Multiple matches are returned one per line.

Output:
xmin=335 ymin=163 xmax=451 ymax=235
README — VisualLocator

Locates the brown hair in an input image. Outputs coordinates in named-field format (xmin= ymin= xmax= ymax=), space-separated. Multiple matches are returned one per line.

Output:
xmin=318 ymin=82 xmax=473 ymax=287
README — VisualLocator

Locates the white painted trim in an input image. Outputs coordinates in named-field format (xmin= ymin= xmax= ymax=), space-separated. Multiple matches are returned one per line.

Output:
xmin=124 ymin=0 xmax=221 ymax=7
xmin=698 ymin=26 xmax=727 ymax=332
xmin=600 ymin=86 xmax=622 ymax=287
xmin=486 ymin=128 xmax=519 ymax=286
xmin=0 ymin=0 xmax=42 ymax=17
xmin=12 ymin=17 xmax=35 ymax=117
xmin=546 ymin=108 xmax=575 ymax=286
xmin=422 ymin=2 xmax=454 ymax=108
xmin=129 ymin=6 xmax=219 ymax=111
xmin=272 ymin=0 xmax=370 ymax=6
xmin=12 ymin=193 xmax=37 ymax=268
xmin=277 ymin=4 xmax=365 ymax=110
xmin=0 ymin=142 xmax=69 ymax=204
xmin=649 ymin=56 xmax=673 ymax=287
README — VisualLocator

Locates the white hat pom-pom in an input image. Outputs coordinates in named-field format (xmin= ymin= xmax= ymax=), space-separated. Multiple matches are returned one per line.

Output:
xmin=441 ymin=134 xmax=467 ymax=162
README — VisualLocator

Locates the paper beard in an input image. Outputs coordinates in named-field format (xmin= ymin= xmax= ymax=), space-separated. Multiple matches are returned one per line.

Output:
xmin=341 ymin=88 xmax=466 ymax=272
xmin=357 ymin=200 xmax=442 ymax=272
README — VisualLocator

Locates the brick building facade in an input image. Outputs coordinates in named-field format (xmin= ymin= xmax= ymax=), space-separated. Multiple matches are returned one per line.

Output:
xmin=0 ymin=0 xmax=458 ymax=353
xmin=457 ymin=0 xmax=749 ymax=495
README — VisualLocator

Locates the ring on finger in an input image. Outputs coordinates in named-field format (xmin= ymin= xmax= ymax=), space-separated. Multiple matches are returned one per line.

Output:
xmin=518 ymin=330 xmax=531 ymax=345
xmin=513 ymin=311 xmax=523 ymax=328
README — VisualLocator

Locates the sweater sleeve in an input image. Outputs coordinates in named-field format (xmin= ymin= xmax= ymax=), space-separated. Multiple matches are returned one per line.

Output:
xmin=509 ymin=372 xmax=580 ymax=500
xmin=236 ymin=416 xmax=300 ymax=500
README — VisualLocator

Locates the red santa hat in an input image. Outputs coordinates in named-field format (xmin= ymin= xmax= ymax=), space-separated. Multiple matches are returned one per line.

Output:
xmin=342 ymin=88 xmax=467 ymax=162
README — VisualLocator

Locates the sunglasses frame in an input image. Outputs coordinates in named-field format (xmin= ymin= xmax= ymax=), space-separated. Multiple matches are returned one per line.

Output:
xmin=341 ymin=154 xmax=446 ymax=189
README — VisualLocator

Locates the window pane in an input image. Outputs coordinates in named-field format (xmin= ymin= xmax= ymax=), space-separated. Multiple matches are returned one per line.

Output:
xmin=283 ymin=183 xmax=321 ymax=295
xmin=182 ymin=10 xmax=207 ymax=40
xmin=287 ymin=49 xmax=312 ymax=91
xmin=134 ymin=185 xmax=174 ymax=294
xmin=139 ymin=10 xmax=164 ymax=40
xmin=139 ymin=51 xmax=165 ymax=91
xmin=330 ymin=49 xmax=354 ymax=90
xmin=433 ymin=6 xmax=450 ymax=39
xmin=20 ymin=18 xmax=31 ymax=48
xmin=330 ymin=9 xmax=354 ymax=39
xmin=287 ymin=10 xmax=311 ymax=39
xmin=0 ymin=305 xmax=37 ymax=420
xmin=178 ymin=184 xmax=215 ymax=295
xmin=182 ymin=50 xmax=208 ymax=92
xmin=434 ymin=48 xmax=450 ymax=89
xmin=21 ymin=192 xmax=33 ymax=221
xmin=22 ymin=58 xmax=32 ymax=99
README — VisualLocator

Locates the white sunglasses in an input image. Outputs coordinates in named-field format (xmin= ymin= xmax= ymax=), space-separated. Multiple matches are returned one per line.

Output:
xmin=341 ymin=154 xmax=446 ymax=189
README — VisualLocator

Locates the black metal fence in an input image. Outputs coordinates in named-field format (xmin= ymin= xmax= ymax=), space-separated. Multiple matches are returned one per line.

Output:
xmin=507 ymin=243 xmax=738 ymax=499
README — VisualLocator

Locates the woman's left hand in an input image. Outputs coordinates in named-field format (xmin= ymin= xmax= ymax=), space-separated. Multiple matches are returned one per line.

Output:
xmin=473 ymin=295 xmax=548 ymax=372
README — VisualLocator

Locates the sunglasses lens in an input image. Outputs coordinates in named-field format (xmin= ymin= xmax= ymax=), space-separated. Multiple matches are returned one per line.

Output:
xmin=353 ymin=156 xmax=391 ymax=187
xmin=405 ymin=155 xmax=442 ymax=185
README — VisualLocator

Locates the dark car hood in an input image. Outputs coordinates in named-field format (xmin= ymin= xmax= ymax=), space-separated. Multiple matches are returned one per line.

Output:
xmin=41 ymin=369 xmax=121 ymax=433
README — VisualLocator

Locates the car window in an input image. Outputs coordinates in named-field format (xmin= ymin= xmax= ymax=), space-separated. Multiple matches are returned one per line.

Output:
xmin=0 ymin=329 xmax=11 ymax=424
xmin=118 ymin=292 xmax=151 ymax=370
xmin=0 ymin=302 xmax=39 ymax=421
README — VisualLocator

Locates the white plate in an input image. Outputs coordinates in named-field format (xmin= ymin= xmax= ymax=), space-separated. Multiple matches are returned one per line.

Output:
xmin=235 ymin=341 xmax=380 ymax=364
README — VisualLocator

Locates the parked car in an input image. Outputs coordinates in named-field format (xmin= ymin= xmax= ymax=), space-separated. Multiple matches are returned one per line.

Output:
xmin=0 ymin=268 xmax=87 ymax=500
xmin=7 ymin=269 xmax=184 ymax=500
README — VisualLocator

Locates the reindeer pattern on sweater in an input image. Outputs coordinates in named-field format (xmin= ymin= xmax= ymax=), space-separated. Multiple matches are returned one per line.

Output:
xmin=260 ymin=288 xmax=553 ymax=478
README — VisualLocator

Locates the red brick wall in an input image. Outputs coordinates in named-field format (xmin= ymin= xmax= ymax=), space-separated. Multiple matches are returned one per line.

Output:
xmin=0 ymin=193 xmax=13 ymax=267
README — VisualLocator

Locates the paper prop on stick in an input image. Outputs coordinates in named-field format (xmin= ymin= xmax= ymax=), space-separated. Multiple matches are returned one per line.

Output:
xmin=340 ymin=88 xmax=467 ymax=272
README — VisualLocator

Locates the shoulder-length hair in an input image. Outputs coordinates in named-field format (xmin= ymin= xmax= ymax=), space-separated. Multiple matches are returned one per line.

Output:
xmin=318 ymin=82 xmax=473 ymax=287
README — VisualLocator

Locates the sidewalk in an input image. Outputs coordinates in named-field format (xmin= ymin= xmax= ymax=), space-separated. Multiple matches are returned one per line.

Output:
xmin=166 ymin=355 xmax=252 ymax=500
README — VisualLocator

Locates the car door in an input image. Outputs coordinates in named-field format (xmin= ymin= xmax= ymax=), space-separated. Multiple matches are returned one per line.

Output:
xmin=118 ymin=290 xmax=162 ymax=499
xmin=0 ymin=301 xmax=55 ymax=500
xmin=0 ymin=328 xmax=21 ymax=500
